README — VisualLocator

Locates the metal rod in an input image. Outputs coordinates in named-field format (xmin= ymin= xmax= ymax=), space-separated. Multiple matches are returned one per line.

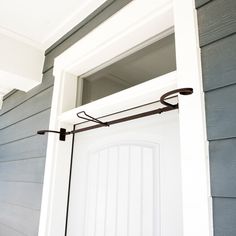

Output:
xmin=77 ymin=111 xmax=109 ymax=126
xmin=160 ymin=87 xmax=193 ymax=109
xmin=37 ymin=88 xmax=193 ymax=141
xmin=67 ymin=105 xmax=174 ymax=135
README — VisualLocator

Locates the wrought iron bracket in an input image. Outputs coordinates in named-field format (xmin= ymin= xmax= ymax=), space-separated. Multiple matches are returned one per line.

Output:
xmin=37 ymin=128 xmax=67 ymax=141
xmin=77 ymin=111 xmax=109 ymax=127
xmin=37 ymin=87 xmax=193 ymax=141
xmin=160 ymin=87 xmax=193 ymax=109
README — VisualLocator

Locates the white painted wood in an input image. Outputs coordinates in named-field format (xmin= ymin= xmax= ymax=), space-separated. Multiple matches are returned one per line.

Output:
xmin=173 ymin=0 xmax=212 ymax=235
xmin=105 ymin=146 xmax=118 ymax=236
xmin=39 ymin=0 xmax=212 ymax=235
xmin=68 ymin=109 xmax=181 ymax=236
xmin=59 ymin=71 xmax=177 ymax=124
xmin=54 ymin=0 xmax=174 ymax=76
xmin=116 ymin=145 xmax=129 ymax=236
xmin=129 ymin=145 xmax=142 ymax=236
xmin=0 ymin=32 xmax=44 ymax=106
xmin=142 ymin=147 xmax=154 ymax=236
xmin=38 ymin=72 xmax=78 ymax=236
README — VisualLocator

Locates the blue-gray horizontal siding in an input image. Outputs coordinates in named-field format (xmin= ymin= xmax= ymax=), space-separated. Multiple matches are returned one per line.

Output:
xmin=197 ymin=0 xmax=236 ymax=235
xmin=197 ymin=0 xmax=236 ymax=46
xmin=0 ymin=1 xmax=132 ymax=235
xmin=209 ymin=139 xmax=236 ymax=197
xmin=0 ymin=69 xmax=52 ymax=236
xmin=195 ymin=0 xmax=211 ymax=8
xmin=213 ymin=198 xmax=236 ymax=236
xmin=202 ymin=34 xmax=236 ymax=91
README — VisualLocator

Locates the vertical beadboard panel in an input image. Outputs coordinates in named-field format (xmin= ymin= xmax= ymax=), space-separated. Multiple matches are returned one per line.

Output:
xmin=142 ymin=147 xmax=154 ymax=236
xmin=129 ymin=146 xmax=142 ymax=236
xmin=84 ymin=153 xmax=99 ymax=236
xmin=72 ymin=144 xmax=157 ymax=236
xmin=95 ymin=149 xmax=108 ymax=236
xmin=116 ymin=145 xmax=129 ymax=236
xmin=105 ymin=147 xmax=118 ymax=236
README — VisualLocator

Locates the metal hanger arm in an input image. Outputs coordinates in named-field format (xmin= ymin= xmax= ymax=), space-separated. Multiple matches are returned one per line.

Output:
xmin=37 ymin=87 xmax=193 ymax=141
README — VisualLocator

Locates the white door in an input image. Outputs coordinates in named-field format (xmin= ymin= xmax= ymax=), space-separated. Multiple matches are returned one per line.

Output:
xmin=66 ymin=105 xmax=182 ymax=236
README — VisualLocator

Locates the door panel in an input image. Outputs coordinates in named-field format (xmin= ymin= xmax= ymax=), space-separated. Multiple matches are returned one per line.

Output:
xmin=67 ymin=110 xmax=182 ymax=236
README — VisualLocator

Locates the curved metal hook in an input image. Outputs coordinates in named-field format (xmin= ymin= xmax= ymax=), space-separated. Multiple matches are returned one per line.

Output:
xmin=77 ymin=111 xmax=109 ymax=127
xmin=160 ymin=88 xmax=193 ymax=109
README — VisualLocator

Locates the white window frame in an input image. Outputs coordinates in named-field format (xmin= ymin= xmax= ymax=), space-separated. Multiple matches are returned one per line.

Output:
xmin=38 ymin=1 xmax=213 ymax=236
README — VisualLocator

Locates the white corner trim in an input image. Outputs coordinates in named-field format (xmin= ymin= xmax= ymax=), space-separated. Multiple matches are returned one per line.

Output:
xmin=0 ymin=69 xmax=41 ymax=92
xmin=173 ymin=0 xmax=212 ymax=235
xmin=0 ymin=32 xmax=44 ymax=94
xmin=42 ymin=0 xmax=107 ymax=49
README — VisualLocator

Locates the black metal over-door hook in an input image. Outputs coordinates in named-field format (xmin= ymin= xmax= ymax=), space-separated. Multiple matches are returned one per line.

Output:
xmin=37 ymin=128 xmax=67 ymax=141
xmin=160 ymin=87 xmax=193 ymax=109
xmin=37 ymin=87 xmax=193 ymax=141
xmin=77 ymin=111 xmax=109 ymax=127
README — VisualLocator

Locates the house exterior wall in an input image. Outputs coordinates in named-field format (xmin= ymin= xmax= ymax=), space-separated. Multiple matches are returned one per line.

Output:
xmin=0 ymin=1 xmax=131 ymax=235
xmin=196 ymin=0 xmax=236 ymax=235
xmin=1 ymin=0 xmax=234 ymax=235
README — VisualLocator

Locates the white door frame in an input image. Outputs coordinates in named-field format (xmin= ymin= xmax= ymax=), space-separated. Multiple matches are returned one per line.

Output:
xmin=38 ymin=1 xmax=212 ymax=236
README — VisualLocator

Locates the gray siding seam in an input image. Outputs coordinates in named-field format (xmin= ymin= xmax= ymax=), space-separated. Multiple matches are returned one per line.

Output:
xmin=208 ymin=136 xmax=236 ymax=142
xmin=0 ymin=180 xmax=43 ymax=184
xmin=200 ymin=32 xmax=236 ymax=48
xmin=3 ymin=90 xmax=17 ymax=101
xmin=195 ymin=0 xmax=211 ymax=9
xmin=0 ymin=222 xmax=27 ymax=236
xmin=45 ymin=0 xmax=115 ymax=55
xmin=0 ymin=86 xmax=53 ymax=117
xmin=0 ymin=156 xmax=45 ymax=163
xmin=0 ymin=107 xmax=51 ymax=131
xmin=0 ymin=68 xmax=53 ymax=115
xmin=209 ymin=137 xmax=236 ymax=142
xmin=212 ymin=196 xmax=236 ymax=199
xmin=1 ymin=201 xmax=40 ymax=212
xmin=198 ymin=0 xmax=236 ymax=47
xmin=204 ymin=79 xmax=236 ymax=93
xmin=0 ymin=134 xmax=46 ymax=147
xmin=43 ymin=65 xmax=54 ymax=74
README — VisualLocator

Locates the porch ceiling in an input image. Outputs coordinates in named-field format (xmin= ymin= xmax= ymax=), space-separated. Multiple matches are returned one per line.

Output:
xmin=0 ymin=0 xmax=106 ymax=108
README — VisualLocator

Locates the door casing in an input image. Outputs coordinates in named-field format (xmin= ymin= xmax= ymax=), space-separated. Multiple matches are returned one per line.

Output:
xmin=38 ymin=1 xmax=212 ymax=236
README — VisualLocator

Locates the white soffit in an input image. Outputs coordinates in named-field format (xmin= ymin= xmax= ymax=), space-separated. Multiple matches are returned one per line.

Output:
xmin=0 ymin=0 xmax=107 ymax=108
xmin=0 ymin=0 xmax=107 ymax=50
xmin=0 ymin=32 xmax=45 ymax=108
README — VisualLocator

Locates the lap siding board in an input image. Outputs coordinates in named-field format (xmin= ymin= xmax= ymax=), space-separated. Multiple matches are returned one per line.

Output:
xmin=196 ymin=0 xmax=236 ymax=235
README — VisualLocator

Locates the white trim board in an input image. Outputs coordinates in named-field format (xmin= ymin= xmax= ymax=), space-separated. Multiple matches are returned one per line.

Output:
xmin=174 ymin=0 xmax=212 ymax=235
xmin=39 ymin=0 xmax=212 ymax=235
xmin=59 ymin=71 xmax=177 ymax=124
xmin=54 ymin=0 xmax=173 ymax=76
xmin=0 ymin=32 xmax=44 ymax=109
